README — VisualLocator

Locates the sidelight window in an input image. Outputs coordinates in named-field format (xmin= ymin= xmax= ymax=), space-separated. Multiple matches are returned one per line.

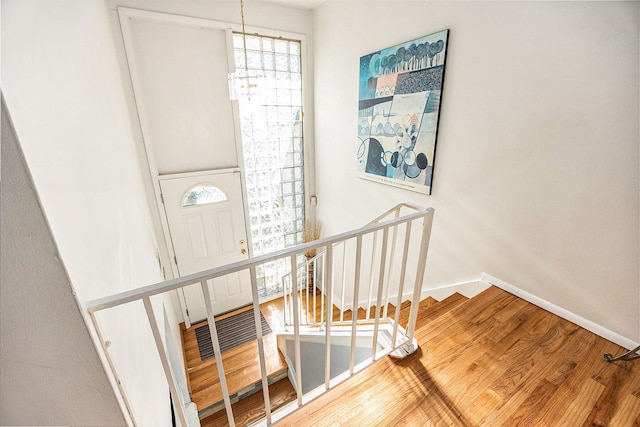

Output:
xmin=233 ymin=33 xmax=305 ymax=297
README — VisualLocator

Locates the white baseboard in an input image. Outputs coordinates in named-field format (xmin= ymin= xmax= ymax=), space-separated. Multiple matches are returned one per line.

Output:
xmin=416 ymin=279 xmax=490 ymax=302
xmin=481 ymin=272 xmax=639 ymax=351
xmin=341 ymin=279 xmax=489 ymax=312
xmin=329 ymin=273 xmax=638 ymax=352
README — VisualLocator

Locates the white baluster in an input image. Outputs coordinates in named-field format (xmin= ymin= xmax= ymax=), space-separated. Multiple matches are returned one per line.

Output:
xmin=249 ymin=266 xmax=272 ymax=425
xmin=142 ymin=296 xmax=189 ymax=427
xmin=201 ymin=281 xmax=235 ymax=427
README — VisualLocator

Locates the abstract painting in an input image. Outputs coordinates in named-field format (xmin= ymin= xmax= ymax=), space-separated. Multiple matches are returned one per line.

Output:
xmin=357 ymin=30 xmax=449 ymax=194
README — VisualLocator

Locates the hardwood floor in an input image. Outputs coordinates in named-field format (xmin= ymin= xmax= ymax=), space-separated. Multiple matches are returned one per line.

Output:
xmin=281 ymin=286 xmax=640 ymax=426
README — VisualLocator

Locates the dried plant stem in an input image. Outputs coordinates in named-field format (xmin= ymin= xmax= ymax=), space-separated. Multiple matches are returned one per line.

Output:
xmin=303 ymin=219 xmax=322 ymax=258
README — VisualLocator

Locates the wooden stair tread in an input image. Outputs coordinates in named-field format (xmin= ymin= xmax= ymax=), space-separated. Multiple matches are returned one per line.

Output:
xmin=325 ymin=292 xmax=467 ymax=331
xmin=200 ymin=376 xmax=296 ymax=427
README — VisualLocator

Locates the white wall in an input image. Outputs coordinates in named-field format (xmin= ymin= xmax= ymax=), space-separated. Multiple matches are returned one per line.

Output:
xmin=2 ymin=0 xmax=170 ymax=424
xmin=1 ymin=99 xmax=127 ymax=427
xmin=2 ymin=0 xmax=163 ymax=304
xmin=313 ymin=1 xmax=640 ymax=341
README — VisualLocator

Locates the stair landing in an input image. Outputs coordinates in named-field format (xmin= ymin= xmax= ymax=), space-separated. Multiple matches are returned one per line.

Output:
xmin=280 ymin=286 xmax=640 ymax=426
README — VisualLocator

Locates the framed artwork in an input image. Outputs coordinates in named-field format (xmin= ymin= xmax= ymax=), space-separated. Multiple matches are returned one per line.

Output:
xmin=357 ymin=30 xmax=449 ymax=195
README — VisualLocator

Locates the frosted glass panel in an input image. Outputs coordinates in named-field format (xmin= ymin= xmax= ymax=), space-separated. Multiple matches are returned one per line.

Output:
xmin=234 ymin=33 xmax=304 ymax=297
xmin=182 ymin=185 xmax=227 ymax=207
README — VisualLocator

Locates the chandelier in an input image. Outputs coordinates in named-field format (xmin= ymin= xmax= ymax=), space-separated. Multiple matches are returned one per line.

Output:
xmin=228 ymin=0 xmax=264 ymax=101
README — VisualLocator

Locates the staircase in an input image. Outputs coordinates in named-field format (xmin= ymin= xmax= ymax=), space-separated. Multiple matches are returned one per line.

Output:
xmin=198 ymin=290 xmax=470 ymax=426
xmin=87 ymin=203 xmax=437 ymax=427
xmin=182 ymin=310 xmax=289 ymax=420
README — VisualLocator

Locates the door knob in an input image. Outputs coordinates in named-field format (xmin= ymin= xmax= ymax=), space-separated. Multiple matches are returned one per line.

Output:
xmin=241 ymin=248 xmax=247 ymax=255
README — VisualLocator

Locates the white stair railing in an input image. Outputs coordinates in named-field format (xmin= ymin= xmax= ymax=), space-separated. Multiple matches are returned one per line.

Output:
xmin=283 ymin=204 xmax=430 ymax=336
xmin=86 ymin=203 xmax=434 ymax=426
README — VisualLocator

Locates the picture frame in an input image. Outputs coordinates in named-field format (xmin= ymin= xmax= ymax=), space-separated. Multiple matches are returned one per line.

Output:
xmin=356 ymin=29 xmax=449 ymax=195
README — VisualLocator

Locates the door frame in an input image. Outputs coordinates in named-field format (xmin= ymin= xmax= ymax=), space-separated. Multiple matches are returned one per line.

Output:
xmin=117 ymin=6 xmax=316 ymax=326
xmin=158 ymin=168 xmax=249 ymax=327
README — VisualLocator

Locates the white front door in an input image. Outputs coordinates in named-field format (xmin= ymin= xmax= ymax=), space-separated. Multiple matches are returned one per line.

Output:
xmin=160 ymin=171 xmax=251 ymax=323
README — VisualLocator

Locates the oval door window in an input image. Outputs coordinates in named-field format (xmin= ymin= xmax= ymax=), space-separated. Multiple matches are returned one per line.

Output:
xmin=182 ymin=184 xmax=228 ymax=207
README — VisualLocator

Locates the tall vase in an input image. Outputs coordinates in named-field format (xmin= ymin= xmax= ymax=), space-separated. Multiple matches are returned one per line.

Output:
xmin=306 ymin=257 xmax=315 ymax=294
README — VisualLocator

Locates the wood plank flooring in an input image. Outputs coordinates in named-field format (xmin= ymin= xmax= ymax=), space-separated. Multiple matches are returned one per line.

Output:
xmin=281 ymin=286 xmax=640 ymax=426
